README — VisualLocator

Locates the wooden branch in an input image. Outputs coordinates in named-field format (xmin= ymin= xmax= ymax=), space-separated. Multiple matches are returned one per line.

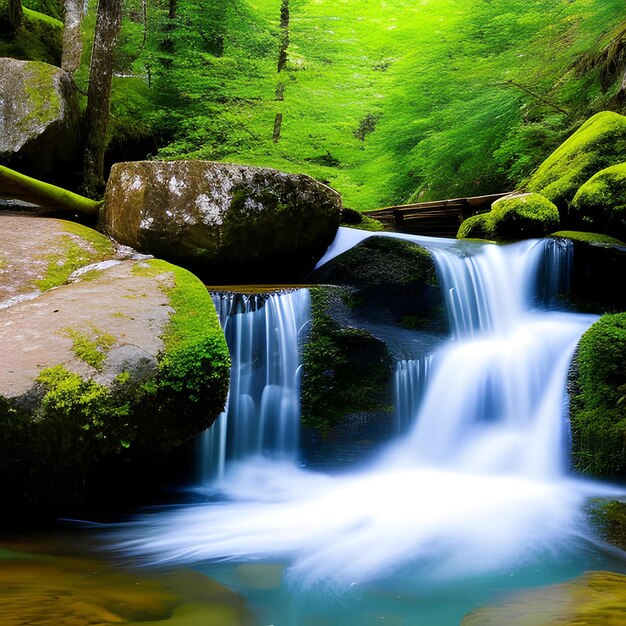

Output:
xmin=0 ymin=165 xmax=102 ymax=216
xmin=498 ymin=80 xmax=569 ymax=115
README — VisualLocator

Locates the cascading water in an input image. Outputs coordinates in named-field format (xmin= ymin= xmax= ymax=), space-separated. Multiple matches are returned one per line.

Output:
xmin=394 ymin=356 xmax=432 ymax=433
xmin=198 ymin=290 xmax=311 ymax=482
xmin=117 ymin=232 xmax=620 ymax=596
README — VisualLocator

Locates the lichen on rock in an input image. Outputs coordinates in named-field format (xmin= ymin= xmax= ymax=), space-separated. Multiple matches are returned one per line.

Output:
xmin=102 ymin=160 xmax=342 ymax=283
xmin=0 ymin=58 xmax=79 ymax=183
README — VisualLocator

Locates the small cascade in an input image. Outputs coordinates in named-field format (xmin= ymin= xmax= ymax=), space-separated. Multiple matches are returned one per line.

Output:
xmin=394 ymin=356 xmax=432 ymax=433
xmin=197 ymin=289 xmax=311 ymax=482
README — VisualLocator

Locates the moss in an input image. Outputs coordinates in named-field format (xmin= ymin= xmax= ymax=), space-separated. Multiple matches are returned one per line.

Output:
xmin=340 ymin=208 xmax=384 ymax=232
xmin=62 ymin=326 xmax=115 ymax=371
xmin=35 ymin=221 xmax=114 ymax=291
xmin=551 ymin=230 xmax=626 ymax=246
xmin=457 ymin=193 xmax=560 ymax=241
xmin=0 ymin=6 xmax=62 ymax=65
xmin=571 ymin=163 xmax=626 ymax=239
xmin=570 ymin=313 xmax=626 ymax=476
xmin=301 ymin=287 xmax=392 ymax=434
xmin=527 ymin=111 xmax=626 ymax=213
xmin=130 ymin=259 xmax=230 ymax=442
xmin=0 ymin=165 xmax=102 ymax=215
xmin=588 ymin=499 xmax=626 ymax=550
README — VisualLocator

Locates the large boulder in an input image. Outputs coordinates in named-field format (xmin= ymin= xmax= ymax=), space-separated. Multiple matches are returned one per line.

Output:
xmin=527 ymin=111 xmax=626 ymax=215
xmin=0 ymin=215 xmax=229 ymax=518
xmin=457 ymin=192 xmax=560 ymax=241
xmin=0 ymin=58 xmax=79 ymax=182
xmin=102 ymin=160 xmax=342 ymax=283
xmin=569 ymin=313 xmax=626 ymax=477
xmin=571 ymin=163 xmax=626 ymax=239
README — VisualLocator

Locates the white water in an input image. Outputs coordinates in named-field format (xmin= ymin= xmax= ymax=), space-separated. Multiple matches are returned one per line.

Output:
xmin=117 ymin=233 xmax=619 ymax=589
xmin=198 ymin=290 xmax=311 ymax=481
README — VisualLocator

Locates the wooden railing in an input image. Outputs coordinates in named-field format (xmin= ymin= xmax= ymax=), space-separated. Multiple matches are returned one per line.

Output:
xmin=363 ymin=192 xmax=512 ymax=237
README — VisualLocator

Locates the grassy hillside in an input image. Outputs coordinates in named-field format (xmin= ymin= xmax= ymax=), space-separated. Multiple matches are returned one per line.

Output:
xmin=103 ymin=0 xmax=626 ymax=209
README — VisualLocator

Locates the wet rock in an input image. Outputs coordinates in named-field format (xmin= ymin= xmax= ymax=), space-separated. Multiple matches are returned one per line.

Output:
xmin=102 ymin=160 xmax=342 ymax=283
xmin=462 ymin=571 xmax=626 ymax=626
xmin=0 ymin=58 xmax=79 ymax=183
xmin=0 ymin=215 xmax=229 ymax=519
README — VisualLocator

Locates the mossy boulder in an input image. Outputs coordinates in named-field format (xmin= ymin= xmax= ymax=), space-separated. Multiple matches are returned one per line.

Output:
xmin=301 ymin=286 xmax=393 ymax=437
xmin=457 ymin=193 xmax=560 ymax=241
xmin=550 ymin=231 xmax=626 ymax=313
xmin=571 ymin=163 xmax=626 ymax=239
xmin=0 ymin=215 xmax=229 ymax=518
xmin=0 ymin=4 xmax=62 ymax=65
xmin=340 ymin=207 xmax=384 ymax=231
xmin=102 ymin=160 xmax=342 ymax=283
xmin=569 ymin=313 xmax=626 ymax=476
xmin=0 ymin=58 xmax=79 ymax=183
xmin=310 ymin=235 xmax=444 ymax=329
xmin=527 ymin=111 xmax=626 ymax=215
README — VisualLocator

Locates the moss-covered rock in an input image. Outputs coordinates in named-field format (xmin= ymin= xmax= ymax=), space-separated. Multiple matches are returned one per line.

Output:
xmin=102 ymin=160 xmax=342 ymax=283
xmin=0 ymin=216 xmax=229 ymax=518
xmin=550 ymin=231 xmax=626 ymax=313
xmin=301 ymin=286 xmax=393 ymax=435
xmin=0 ymin=58 xmax=79 ymax=183
xmin=571 ymin=163 xmax=626 ymax=239
xmin=457 ymin=193 xmax=560 ymax=241
xmin=0 ymin=5 xmax=62 ymax=65
xmin=311 ymin=236 xmax=444 ymax=328
xmin=587 ymin=499 xmax=626 ymax=551
xmin=527 ymin=111 xmax=626 ymax=215
xmin=461 ymin=571 xmax=626 ymax=626
xmin=569 ymin=313 xmax=626 ymax=476
xmin=340 ymin=207 xmax=384 ymax=232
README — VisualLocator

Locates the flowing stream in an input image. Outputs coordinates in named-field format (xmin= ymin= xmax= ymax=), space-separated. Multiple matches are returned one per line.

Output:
xmin=114 ymin=230 xmax=626 ymax=624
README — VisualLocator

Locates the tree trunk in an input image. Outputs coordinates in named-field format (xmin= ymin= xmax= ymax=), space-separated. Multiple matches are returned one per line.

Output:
xmin=168 ymin=0 xmax=177 ymax=20
xmin=81 ymin=0 xmax=122 ymax=198
xmin=273 ymin=0 xmax=289 ymax=143
xmin=7 ymin=0 xmax=22 ymax=29
xmin=61 ymin=0 xmax=84 ymax=75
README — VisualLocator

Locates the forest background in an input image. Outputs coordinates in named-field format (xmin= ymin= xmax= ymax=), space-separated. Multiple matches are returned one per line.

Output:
xmin=6 ymin=0 xmax=626 ymax=211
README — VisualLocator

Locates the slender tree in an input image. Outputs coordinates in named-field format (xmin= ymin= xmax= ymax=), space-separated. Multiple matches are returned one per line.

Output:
xmin=62 ymin=0 xmax=84 ymax=75
xmin=273 ymin=0 xmax=289 ymax=143
xmin=81 ymin=0 xmax=123 ymax=198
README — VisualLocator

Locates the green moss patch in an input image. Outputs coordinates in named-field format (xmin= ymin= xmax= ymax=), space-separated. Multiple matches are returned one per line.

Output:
xmin=551 ymin=230 xmax=626 ymax=246
xmin=62 ymin=326 xmax=115 ymax=371
xmin=527 ymin=111 xmax=626 ymax=213
xmin=35 ymin=221 xmax=114 ymax=291
xmin=340 ymin=208 xmax=384 ymax=232
xmin=457 ymin=193 xmax=560 ymax=241
xmin=0 ymin=6 xmax=62 ymax=65
xmin=301 ymin=287 xmax=392 ymax=434
xmin=571 ymin=163 xmax=626 ymax=239
xmin=570 ymin=313 xmax=626 ymax=476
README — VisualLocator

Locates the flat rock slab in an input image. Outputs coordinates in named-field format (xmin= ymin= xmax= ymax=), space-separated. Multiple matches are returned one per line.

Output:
xmin=0 ymin=259 xmax=172 ymax=400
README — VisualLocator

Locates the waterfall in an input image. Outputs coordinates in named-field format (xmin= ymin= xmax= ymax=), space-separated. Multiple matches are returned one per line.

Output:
xmin=394 ymin=356 xmax=432 ymax=433
xmin=117 ymin=234 xmax=606 ymax=588
xmin=197 ymin=289 xmax=311 ymax=482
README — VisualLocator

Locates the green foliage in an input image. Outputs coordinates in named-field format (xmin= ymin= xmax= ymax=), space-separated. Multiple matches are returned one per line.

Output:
xmin=457 ymin=193 xmax=560 ymax=241
xmin=528 ymin=112 xmax=626 ymax=212
xmin=0 ymin=5 xmax=62 ymax=64
xmin=62 ymin=326 xmax=115 ymax=371
xmin=570 ymin=313 xmax=626 ymax=476
xmin=571 ymin=162 xmax=626 ymax=238
xmin=301 ymin=287 xmax=392 ymax=433
xmin=551 ymin=230 xmax=626 ymax=246
xmin=35 ymin=221 xmax=114 ymax=291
